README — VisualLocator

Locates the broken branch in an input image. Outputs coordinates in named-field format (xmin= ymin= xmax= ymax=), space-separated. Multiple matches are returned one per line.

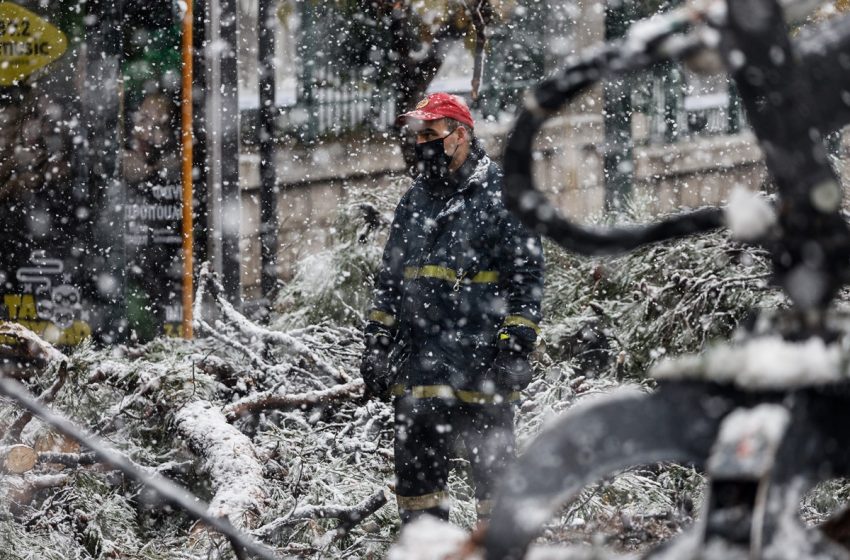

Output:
xmin=3 ymin=361 xmax=69 ymax=444
xmin=253 ymin=487 xmax=388 ymax=538
xmin=223 ymin=380 xmax=365 ymax=422
xmin=1 ymin=473 xmax=68 ymax=509
xmin=36 ymin=451 xmax=98 ymax=468
xmin=0 ymin=322 xmax=67 ymax=366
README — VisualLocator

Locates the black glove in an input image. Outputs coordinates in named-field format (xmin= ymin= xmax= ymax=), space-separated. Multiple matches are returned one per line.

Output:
xmin=489 ymin=326 xmax=537 ymax=392
xmin=490 ymin=351 xmax=534 ymax=392
xmin=360 ymin=323 xmax=396 ymax=399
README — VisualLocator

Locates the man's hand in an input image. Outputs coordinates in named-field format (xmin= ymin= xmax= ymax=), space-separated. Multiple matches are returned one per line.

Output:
xmin=360 ymin=325 xmax=396 ymax=399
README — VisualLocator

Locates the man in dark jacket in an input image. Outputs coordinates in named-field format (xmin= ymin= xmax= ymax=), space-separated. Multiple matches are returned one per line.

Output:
xmin=360 ymin=93 xmax=544 ymax=523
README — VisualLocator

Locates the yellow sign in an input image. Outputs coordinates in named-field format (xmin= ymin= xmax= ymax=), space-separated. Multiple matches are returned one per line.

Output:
xmin=0 ymin=2 xmax=67 ymax=86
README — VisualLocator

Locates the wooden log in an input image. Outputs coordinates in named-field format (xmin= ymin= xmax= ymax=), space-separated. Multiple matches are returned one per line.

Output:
xmin=198 ymin=269 xmax=350 ymax=383
xmin=0 ymin=444 xmax=37 ymax=473
xmin=175 ymin=400 xmax=268 ymax=530
xmin=34 ymin=431 xmax=81 ymax=455
xmin=223 ymin=379 xmax=364 ymax=422
xmin=0 ymin=374 xmax=277 ymax=559
xmin=0 ymin=473 xmax=68 ymax=509
xmin=36 ymin=452 xmax=98 ymax=468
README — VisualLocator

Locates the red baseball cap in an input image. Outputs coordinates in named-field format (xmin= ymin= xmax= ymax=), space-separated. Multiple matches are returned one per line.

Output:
xmin=398 ymin=92 xmax=475 ymax=129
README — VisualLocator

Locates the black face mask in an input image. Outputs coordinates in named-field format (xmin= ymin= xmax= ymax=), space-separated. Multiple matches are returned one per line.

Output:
xmin=414 ymin=130 xmax=458 ymax=183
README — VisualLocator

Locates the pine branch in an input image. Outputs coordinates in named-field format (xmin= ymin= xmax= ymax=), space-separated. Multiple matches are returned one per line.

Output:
xmin=0 ymin=375 xmax=280 ymax=560
xmin=253 ymin=487 xmax=388 ymax=538
xmin=198 ymin=267 xmax=350 ymax=384
xmin=3 ymin=361 xmax=69 ymax=444
xmin=1 ymin=473 xmax=69 ymax=509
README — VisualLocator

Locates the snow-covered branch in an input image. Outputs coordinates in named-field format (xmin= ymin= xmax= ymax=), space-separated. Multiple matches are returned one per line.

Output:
xmin=0 ymin=321 xmax=67 ymax=370
xmin=174 ymin=400 xmax=268 ymax=529
xmin=223 ymin=379 xmax=364 ymax=422
xmin=254 ymin=487 xmax=388 ymax=537
xmin=0 ymin=375 xmax=279 ymax=559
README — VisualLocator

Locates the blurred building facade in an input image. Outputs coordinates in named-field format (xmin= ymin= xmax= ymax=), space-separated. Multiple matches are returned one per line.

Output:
xmin=233 ymin=0 xmax=800 ymax=298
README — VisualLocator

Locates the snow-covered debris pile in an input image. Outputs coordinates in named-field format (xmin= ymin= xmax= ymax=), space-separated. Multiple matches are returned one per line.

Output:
xmin=1 ymin=193 xmax=845 ymax=559
xmin=541 ymin=217 xmax=783 ymax=381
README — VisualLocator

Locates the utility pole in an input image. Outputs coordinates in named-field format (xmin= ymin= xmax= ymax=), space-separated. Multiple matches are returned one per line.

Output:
xmin=84 ymin=0 xmax=126 ymax=341
xmin=258 ymin=0 xmax=279 ymax=302
xmin=204 ymin=0 xmax=242 ymax=307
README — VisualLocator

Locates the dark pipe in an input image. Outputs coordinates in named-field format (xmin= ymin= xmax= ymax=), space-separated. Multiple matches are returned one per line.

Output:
xmin=502 ymin=55 xmax=724 ymax=257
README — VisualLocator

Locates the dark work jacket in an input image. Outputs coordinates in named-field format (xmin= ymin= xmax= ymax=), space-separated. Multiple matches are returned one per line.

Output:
xmin=367 ymin=144 xmax=544 ymax=395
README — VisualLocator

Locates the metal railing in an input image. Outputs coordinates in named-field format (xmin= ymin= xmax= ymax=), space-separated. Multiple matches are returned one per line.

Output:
xmin=267 ymin=3 xmax=747 ymax=146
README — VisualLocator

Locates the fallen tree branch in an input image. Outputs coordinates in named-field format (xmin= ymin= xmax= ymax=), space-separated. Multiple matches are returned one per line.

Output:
xmin=3 ymin=361 xmax=69 ymax=444
xmin=198 ymin=268 xmax=350 ymax=384
xmin=223 ymin=380 xmax=364 ymax=422
xmin=0 ymin=322 xmax=67 ymax=365
xmin=36 ymin=451 xmax=98 ymax=468
xmin=291 ymin=487 xmax=388 ymax=532
xmin=175 ymin=400 xmax=268 ymax=530
xmin=0 ymin=375 xmax=279 ymax=560
xmin=253 ymin=487 xmax=388 ymax=538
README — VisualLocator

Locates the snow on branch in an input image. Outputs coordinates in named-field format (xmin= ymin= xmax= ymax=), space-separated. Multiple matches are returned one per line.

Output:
xmin=174 ymin=400 xmax=268 ymax=529
xmin=0 ymin=321 xmax=67 ymax=367
xmin=197 ymin=267 xmax=350 ymax=384
xmin=223 ymin=379 xmax=365 ymax=422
